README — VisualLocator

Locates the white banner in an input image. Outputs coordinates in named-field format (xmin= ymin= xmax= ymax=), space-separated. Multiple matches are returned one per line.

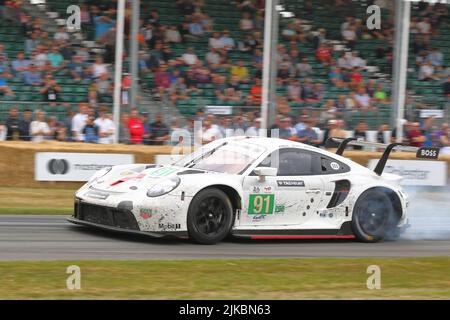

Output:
xmin=367 ymin=159 xmax=447 ymax=186
xmin=35 ymin=152 xmax=135 ymax=181
xmin=205 ymin=105 xmax=233 ymax=115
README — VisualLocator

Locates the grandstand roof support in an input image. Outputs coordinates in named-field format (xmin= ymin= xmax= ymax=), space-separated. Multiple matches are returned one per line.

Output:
xmin=129 ymin=0 xmax=140 ymax=108
xmin=261 ymin=0 xmax=279 ymax=131
xmin=391 ymin=0 xmax=411 ymax=142
xmin=113 ymin=0 xmax=126 ymax=144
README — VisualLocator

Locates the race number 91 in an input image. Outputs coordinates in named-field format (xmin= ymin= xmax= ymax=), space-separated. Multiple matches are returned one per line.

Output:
xmin=248 ymin=194 xmax=274 ymax=214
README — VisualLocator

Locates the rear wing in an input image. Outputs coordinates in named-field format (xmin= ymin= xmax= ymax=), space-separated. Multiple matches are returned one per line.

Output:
xmin=325 ymin=137 xmax=440 ymax=176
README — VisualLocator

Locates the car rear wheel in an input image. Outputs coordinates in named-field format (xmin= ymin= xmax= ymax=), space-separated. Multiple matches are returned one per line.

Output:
xmin=187 ymin=188 xmax=234 ymax=245
xmin=352 ymin=189 xmax=397 ymax=243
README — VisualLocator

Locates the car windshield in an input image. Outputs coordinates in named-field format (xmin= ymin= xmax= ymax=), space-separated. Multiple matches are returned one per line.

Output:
xmin=173 ymin=140 xmax=266 ymax=174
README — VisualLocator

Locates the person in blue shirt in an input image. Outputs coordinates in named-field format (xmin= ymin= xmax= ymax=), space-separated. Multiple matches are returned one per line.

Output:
xmin=82 ymin=115 xmax=99 ymax=143
xmin=23 ymin=64 xmax=42 ymax=86
xmin=94 ymin=15 xmax=115 ymax=40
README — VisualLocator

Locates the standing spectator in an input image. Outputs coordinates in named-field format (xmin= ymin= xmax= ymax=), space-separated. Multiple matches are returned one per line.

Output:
xmin=353 ymin=121 xmax=368 ymax=150
xmin=246 ymin=118 xmax=262 ymax=137
xmin=127 ymin=108 xmax=145 ymax=144
xmin=407 ymin=122 xmax=426 ymax=147
xmin=94 ymin=106 xmax=115 ymax=144
xmin=5 ymin=107 xmax=20 ymax=140
xmin=278 ymin=117 xmax=297 ymax=141
xmin=94 ymin=15 xmax=115 ymax=41
xmin=82 ymin=115 xmax=100 ymax=143
xmin=119 ymin=113 xmax=130 ymax=144
xmin=19 ymin=108 xmax=32 ymax=141
xmin=71 ymin=104 xmax=89 ymax=141
xmin=297 ymin=118 xmax=321 ymax=146
xmin=150 ymin=113 xmax=171 ymax=145
xmin=30 ymin=110 xmax=50 ymax=142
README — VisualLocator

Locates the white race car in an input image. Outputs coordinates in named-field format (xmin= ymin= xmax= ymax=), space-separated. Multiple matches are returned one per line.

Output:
xmin=68 ymin=136 xmax=438 ymax=244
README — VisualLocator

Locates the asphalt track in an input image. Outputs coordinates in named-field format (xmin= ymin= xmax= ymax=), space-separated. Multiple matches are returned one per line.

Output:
xmin=0 ymin=190 xmax=449 ymax=261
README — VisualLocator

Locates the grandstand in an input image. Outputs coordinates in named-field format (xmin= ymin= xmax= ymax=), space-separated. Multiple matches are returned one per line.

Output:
xmin=0 ymin=0 xmax=449 ymax=144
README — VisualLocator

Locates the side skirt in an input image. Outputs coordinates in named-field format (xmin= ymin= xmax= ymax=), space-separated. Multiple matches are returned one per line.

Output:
xmin=231 ymin=221 xmax=354 ymax=240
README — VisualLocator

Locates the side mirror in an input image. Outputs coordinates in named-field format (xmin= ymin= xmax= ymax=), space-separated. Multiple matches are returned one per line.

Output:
xmin=253 ymin=167 xmax=277 ymax=181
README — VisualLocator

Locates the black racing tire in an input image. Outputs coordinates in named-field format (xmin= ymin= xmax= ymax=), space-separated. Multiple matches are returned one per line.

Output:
xmin=187 ymin=188 xmax=234 ymax=245
xmin=352 ymin=189 xmax=398 ymax=243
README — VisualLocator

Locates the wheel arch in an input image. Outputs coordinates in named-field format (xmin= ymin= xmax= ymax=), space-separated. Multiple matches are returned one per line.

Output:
xmin=356 ymin=186 xmax=403 ymax=220
xmin=195 ymin=185 xmax=242 ymax=213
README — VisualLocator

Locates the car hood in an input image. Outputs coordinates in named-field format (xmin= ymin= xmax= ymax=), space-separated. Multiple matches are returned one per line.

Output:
xmin=91 ymin=164 xmax=200 ymax=193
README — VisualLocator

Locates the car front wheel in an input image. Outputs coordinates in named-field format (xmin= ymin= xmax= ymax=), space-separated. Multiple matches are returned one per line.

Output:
xmin=187 ymin=188 xmax=234 ymax=245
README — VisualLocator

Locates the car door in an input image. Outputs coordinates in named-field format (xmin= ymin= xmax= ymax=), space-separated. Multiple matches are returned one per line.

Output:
xmin=241 ymin=148 xmax=324 ymax=226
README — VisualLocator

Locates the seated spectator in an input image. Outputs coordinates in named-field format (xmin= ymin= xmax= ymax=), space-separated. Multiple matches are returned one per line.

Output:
xmin=374 ymin=83 xmax=388 ymax=103
xmin=354 ymin=87 xmax=371 ymax=110
xmin=170 ymin=77 xmax=189 ymax=104
xmin=247 ymin=77 xmax=262 ymax=105
xmin=200 ymin=13 xmax=213 ymax=33
xmin=238 ymin=34 xmax=257 ymax=53
xmin=95 ymin=73 xmax=113 ymax=101
xmin=349 ymin=67 xmax=363 ymax=89
xmin=191 ymin=60 xmax=211 ymax=83
xmin=417 ymin=17 xmax=432 ymax=35
xmin=419 ymin=61 xmax=436 ymax=81
xmin=427 ymin=48 xmax=444 ymax=67
xmin=315 ymin=43 xmax=332 ymax=65
xmin=222 ymin=87 xmax=241 ymax=102
xmin=39 ymin=74 xmax=61 ymax=103
xmin=165 ymin=25 xmax=182 ymax=43
xmin=11 ymin=52 xmax=30 ymax=78
xmin=342 ymin=25 xmax=357 ymax=49
xmin=337 ymin=52 xmax=352 ymax=70
xmin=71 ymin=104 xmax=89 ymax=142
xmin=188 ymin=17 xmax=204 ymax=37
xmin=295 ymin=57 xmax=312 ymax=78
xmin=208 ymin=32 xmax=223 ymax=49
xmin=70 ymin=55 xmax=91 ymax=82
xmin=301 ymin=78 xmax=315 ymax=102
xmin=286 ymin=79 xmax=302 ymax=102
xmin=205 ymin=47 xmax=221 ymax=69
xmin=47 ymin=48 xmax=65 ymax=72
xmin=319 ymin=100 xmax=338 ymax=124
xmin=349 ymin=51 xmax=366 ymax=69
xmin=154 ymin=64 xmax=171 ymax=97
xmin=30 ymin=110 xmax=51 ymax=142
xmin=0 ymin=70 xmax=13 ymax=96
xmin=239 ymin=12 xmax=254 ymax=32
xmin=92 ymin=56 xmax=108 ymax=79
xmin=54 ymin=26 xmax=70 ymax=43
xmin=329 ymin=67 xmax=346 ymax=87
xmin=23 ymin=63 xmax=42 ymax=86
xmin=230 ymin=60 xmax=249 ymax=83
xmin=82 ymin=115 xmax=100 ymax=143
xmin=181 ymin=47 xmax=199 ymax=65
xmin=345 ymin=91 xmax=357 ymax=110
xmin=214 ymin=75 xmax=227 ymax=100
xmin=277 ymin=64 xmax=291 ymax=85
xmin=219 ymin=30 xmax=235 ymax=51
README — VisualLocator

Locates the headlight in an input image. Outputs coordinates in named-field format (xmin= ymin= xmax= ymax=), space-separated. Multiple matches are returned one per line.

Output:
xmin=88 ymin=167 xmax=111 ymax=184
xmin=147 ymin=176 xmax=181 ymax=197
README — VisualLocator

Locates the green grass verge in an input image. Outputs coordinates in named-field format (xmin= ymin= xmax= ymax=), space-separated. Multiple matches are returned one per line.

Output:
xmin=1 ymin=257 xmax=449 ymax=299
xmin=0 ymin=187 xmax=75 ymax=215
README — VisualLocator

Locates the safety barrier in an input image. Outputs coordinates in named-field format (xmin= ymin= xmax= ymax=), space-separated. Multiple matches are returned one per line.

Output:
xmin=0 ymin=141 xmax=449 ymax=188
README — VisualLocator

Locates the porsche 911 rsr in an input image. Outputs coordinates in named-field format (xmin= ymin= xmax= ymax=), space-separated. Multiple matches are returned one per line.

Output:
xmin=68 ymin=136 xmax=438 ymax=244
